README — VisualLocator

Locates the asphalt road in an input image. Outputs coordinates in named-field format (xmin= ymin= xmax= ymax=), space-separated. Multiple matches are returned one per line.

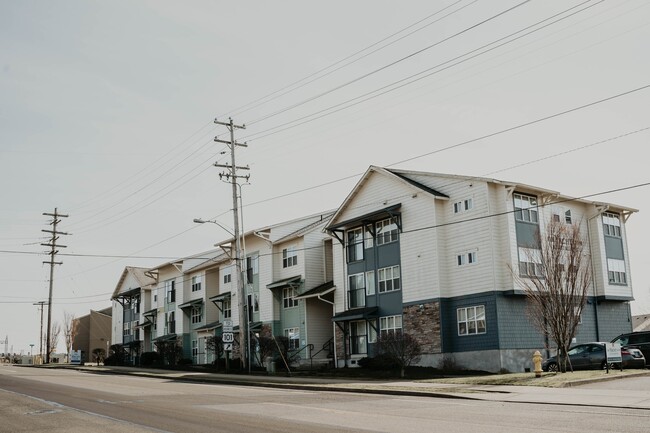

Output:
xmin=1 ymin=365 xmax=649 ymax=433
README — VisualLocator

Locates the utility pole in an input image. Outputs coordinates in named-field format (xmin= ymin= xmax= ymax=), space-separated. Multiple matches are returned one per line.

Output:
xmin=214 ymin=117 xmax=250 ymax=373
xmin=33 ymin=301 xmax=47 ymax=364
xmin=42 ymin=208 xmax=69 ymax=364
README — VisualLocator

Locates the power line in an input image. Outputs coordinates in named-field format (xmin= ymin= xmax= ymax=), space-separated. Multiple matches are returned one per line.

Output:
xmin=244 ymin=0 xmax=602 ymax=142
xmin=223 ymin=0 xmax=478 ymax=118
xmin=247 ymin=0 xmax=532 ymax=126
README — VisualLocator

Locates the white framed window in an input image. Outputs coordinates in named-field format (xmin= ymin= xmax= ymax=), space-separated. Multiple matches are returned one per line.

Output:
xmin=285 ymin=327 xmax=300 ymax=350
xmin=253 ymin=294 xmax=259 ymax=313
xmin=457 ymin=251 xmax=477 ymax=267
xmin=165 ymin=280 xmax=175 ymax=303
xmin=607 ymin=258 xmax=627 ymax=285
xmin=453 ymin=198 xmax=473 ymax=214
xmin=223 ymin=266 xmax=232 ymax=284
xmin=365 ymin=271 xmax=376 ymax=296
xmin=364 ymin=226 xmax=374 ymax=249
xmin=346 ymin=227 xmax=364 ymax=262
xmin=457 ymin=305 xmax=486 ymax=336
xmin=283 ymin=287 xmax=298 ymax=308
xmin=123 ymin=321 xmax=132 ymax=337
xmin=191 ymin=275 xmax=202 ymax=292
xmin=378 ymin=265 xmax=400 ymax=293
xmin=223 ymin=296 xmax=232 ymax=319
xmin=191 ymin=340 xmax=198 ymax=363
xmin=348 ymin=273 xmax=366 ymax=308
xmin=514 ymin=193 xmax=538 ymax=223
xmin=282 ymin=247 xmax=298 ymax=268
xmin=191 ymin=306 xmax=202 ymax=324
xmin=518 ymin=247 xmax=543 ymax=278
xmin=376 ymin=217 xmax=399 ymax=245
xmin=350 ymin=320 xmax=368 ymax=354
xmin=379 ymin=315 xmax=402 ymax=335
xmin=368 ymin=321 xmax=377 ymax=343
xmin=603 ymin=212 xmax=621 ymax=237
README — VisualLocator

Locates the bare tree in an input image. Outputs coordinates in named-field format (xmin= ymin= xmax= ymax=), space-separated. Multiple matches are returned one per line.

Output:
xmin=49 ymin=322 xmax=61 ymax=358
xmin=514 ymin=219 xmax=591 ymax=373
xmin=63 ymin=311 xmax=79 ymax=358
xmin=377 ymin=331 xmax=422 ymax=378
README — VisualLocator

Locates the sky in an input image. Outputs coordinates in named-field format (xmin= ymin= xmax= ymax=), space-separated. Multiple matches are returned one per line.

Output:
xmin=2 ymin=0 xmax=650 ymax=355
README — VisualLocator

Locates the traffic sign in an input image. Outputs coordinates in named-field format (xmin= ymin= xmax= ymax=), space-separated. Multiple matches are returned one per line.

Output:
xmin=223 ymin=342 xmax=233 ymax=351
xmin=223 ymin=319 xmax=233 ymax=333
xmin=222 ymin=332 xmax=234 ymax=343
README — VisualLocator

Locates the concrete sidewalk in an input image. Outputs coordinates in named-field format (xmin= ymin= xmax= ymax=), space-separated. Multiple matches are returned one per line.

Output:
xmin=39 ymin=364 xmax=650 ymax=410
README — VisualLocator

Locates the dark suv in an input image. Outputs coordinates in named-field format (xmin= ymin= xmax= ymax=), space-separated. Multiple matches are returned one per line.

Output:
xmin=611 ymin=331 xmax=650 ymax=367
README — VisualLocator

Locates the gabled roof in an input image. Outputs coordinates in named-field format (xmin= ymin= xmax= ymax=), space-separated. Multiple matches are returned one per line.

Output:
xmin=327 ymin=166 xmax=637 ymax=231
xmin=326 ymin=166 xmax=449 ymax=230
xmin=274 ymin=211 xmax=335 ymax=245
xmin=112 ymin=266 xmax=156 ymax=299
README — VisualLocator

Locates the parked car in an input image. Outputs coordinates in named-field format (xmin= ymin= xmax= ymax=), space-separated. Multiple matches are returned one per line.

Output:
xmin=542 ymin=342 xmax=646 ymax=372
xmin=611 ymin=331 xmax=650 ymax=368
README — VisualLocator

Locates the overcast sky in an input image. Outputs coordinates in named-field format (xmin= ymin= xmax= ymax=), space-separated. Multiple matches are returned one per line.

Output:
xmin=2 ymin=0 xmax=650 ymax=355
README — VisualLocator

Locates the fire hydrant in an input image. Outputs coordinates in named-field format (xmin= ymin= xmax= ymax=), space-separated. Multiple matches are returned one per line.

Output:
xmin=533 ymin=350 xmax=543 ymax=377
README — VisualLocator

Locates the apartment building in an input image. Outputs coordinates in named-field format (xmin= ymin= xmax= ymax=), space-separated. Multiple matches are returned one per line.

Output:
xmin=325 ymin=166 xmax=635 ymax=372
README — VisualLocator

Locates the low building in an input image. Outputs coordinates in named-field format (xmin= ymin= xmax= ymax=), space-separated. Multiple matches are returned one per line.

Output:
xmin=73 ymin=307 xmax=112 ymax=364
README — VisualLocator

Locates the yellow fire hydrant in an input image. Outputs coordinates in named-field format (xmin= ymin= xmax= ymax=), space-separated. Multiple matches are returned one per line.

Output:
xmin=533 ymin=350 xmax=543 ymax=377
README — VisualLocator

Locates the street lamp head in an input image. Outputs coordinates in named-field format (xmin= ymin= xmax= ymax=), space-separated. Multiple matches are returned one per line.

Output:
xmin=193 ymin=218 xmax=206 ymax=224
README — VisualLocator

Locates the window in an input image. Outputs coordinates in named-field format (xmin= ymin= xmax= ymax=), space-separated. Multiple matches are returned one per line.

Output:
xmin=514 ymin=193 xmax=538 ymax=223
xmin=285 ymin=327 xmax=300 ymax=350
xmin=518 ymin=247 xmax=542 ymax=278
xmin=607 ymin=258 xmax=627 ymax=285
xmin=379 ymin=315 xmax=402 ymax=335
xmin=123 ymin=322 xmax=131 ymax=337
xmin=283 ymin=287 xmax=298 ymax=308
xmin=191 ymin=306 xmax=202 ymax=324
xmin=165 ymin=280 xmax=175 ymax=303
xmin=246 ymin=255 xmax=259 ymax=283
xmin=166 ymin=311 xmax=175 ymax=334
xmin=282 ymin=247 xmax=298 ymax=268
xmin=192 ymin=340 xmax=198 ymax=363
xmin=348 ymin=273 xmax=366 ymax=308
xmin=603 ymin=212 xmax=622 ymax=237
xmin=191 ymin=275 xmax=202 ymax=292
xmin=457 ymin=251 xmax=477 ymax=266
xmin=223 ymin=296 xmax=232 ymax=319
xmin=154 ymin=292 xmax=157 ymax=303
xmin=457 ymin=305 xmax=486 ymax=336
xmin=350 ymin=320 xmax=368 ymax=354
xmin=254 ymin=294 xmax=259 ymax=313
xmin=364 ymin=226 xmax=374 ymax=249
xmin=453 ymin=198 xmax=473 ymax=214
xmin=135 ymin=295 xmax=141 ymax=313
xmin=378 ymin=265 xmax=400 ymax=293
xmin=376 ymin=217 xmax=398 ymax=245
xmin=223 ymin=266 xmax=232 ymax=284
xmin=346 ymin=228 xmax=364 ymax=262
xmin=565 ymin=210 xmax=572 ymax=224
xmin=365 ymin=271 xmax=376 ymax=296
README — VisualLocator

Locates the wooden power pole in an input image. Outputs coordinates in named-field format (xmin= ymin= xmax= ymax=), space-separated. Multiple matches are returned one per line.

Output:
xmin=214 ymin=118 xmax=250 ymax=372
xmin=42 ymin=208 xmax=69 ymax=364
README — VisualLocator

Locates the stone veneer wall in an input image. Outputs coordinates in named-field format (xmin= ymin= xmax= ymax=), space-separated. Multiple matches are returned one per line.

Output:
xmin=334 ymin=324 xmax=347 ymax=361
xmin=402 ymin=301 xmax=441 ymax=354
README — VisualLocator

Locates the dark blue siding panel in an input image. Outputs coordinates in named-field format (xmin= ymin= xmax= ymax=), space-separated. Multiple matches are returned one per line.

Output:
xmin=495 ymin=295 xmax=545 ymax=349
xmin=441 ymin=293 xmax=499 ymax=353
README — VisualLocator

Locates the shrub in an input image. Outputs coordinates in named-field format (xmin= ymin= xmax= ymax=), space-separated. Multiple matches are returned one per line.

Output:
xmin=140 ymin=351 xmax=161 ymax=367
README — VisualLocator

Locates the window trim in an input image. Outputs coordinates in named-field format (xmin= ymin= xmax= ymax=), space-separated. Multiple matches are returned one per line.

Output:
xmin=285 ymin=327 xmax=300 ymax=350
xmin=379 ymin=315 xmax=402 ymax=335
xmin=282 ymin=247 xmax=298 ymax=268
xmin=513 ymin=193 xmax=539 ymax=223
xmin=283 ymin=286 xmax=298 ymax=309
xmin=191 ymin=275 xmax=202 ymax=292
xmin=376 ymin=217 xmax=399 ymax=245
xmin=191 ymin=305 xmax=203 ymax=324
xmin=457 ymin=305 xmax=486 ymax=336
xmin=378 ymin=265 xmax=400 ymax=293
